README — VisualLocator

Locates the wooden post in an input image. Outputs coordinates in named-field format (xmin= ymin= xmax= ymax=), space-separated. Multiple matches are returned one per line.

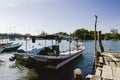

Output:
xmin=74 ymin=68 xmax=82 ymax=80
xmin=98 ymin=31 xmax=104 ymax=53
xmin=94 ymin=15 xmax=98 ymax=57
xmin=93 ymin=15 xmax=98 ymax=73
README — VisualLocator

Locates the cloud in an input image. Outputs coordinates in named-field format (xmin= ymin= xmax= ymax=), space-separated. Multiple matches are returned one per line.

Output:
xmin=0 ymin=0 xmax=61 ymax=8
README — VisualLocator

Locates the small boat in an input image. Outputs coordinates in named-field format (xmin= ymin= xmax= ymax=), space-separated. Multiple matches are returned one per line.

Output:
xmin=0 ymin=46 xmax=5 ymax=53
xmin=0 ymin=39 xmax=14 ymax=53
xmin=0 ymin=42 xmax=13 ymax=53
xmin=14 ymin=34 xmax=85 ymax=69
xmin=2 ymin=43 xmax=22 ymax=52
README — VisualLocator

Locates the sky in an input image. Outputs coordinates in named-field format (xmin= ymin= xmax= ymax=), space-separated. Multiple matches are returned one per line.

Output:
xmin=0 ymin=0 xmax=120 ymax=35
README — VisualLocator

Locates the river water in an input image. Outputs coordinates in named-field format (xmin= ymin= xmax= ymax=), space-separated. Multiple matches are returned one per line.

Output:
xmin=0 ymin=40 xmax=120 ymax=80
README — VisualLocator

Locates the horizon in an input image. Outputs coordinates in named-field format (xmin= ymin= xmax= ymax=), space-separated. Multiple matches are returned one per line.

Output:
xmin=0 ymin=0 xmax=120 ymax=35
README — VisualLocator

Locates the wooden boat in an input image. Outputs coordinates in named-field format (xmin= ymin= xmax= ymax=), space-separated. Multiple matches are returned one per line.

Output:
xmin=0 ymin=39 xmax=15 ymax=52
xmin=14 ymin=34 xmax=85 ymax=69
xmin=0 ymin=46 xmax=5 ymax=53
xmin=2 ymin=43 xmax=22 ymax=52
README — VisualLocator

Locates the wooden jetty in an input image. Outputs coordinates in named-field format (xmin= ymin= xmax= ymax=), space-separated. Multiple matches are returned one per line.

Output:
xmin=86 ymin=32 xmax=120 ymax=80
xmin=86 ymin=16 xmax=120 ymax=80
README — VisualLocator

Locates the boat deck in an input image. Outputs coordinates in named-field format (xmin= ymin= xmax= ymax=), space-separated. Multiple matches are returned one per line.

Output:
xmin=86 ymin=52 xmax=120 ymax=80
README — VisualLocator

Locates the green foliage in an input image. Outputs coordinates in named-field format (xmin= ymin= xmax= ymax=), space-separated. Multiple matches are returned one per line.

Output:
xmin=40 ymin=31 xmax=47 ymax=36
xmin=56 ymin=32 xmax=69 ymax=36
xmin=110 ymin=28 xmax=118 ymax=34
xmin=0 ymin=28 xmax=119 ymax=40
xmin=71 ymin=28 xmax=94 ymax=40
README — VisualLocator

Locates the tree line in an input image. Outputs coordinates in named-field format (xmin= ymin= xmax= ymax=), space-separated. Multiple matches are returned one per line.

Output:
xmin=56 ymin=28 xmax=120 ymax=40
xmin=0 ymin=28 xmax=119 ymax=40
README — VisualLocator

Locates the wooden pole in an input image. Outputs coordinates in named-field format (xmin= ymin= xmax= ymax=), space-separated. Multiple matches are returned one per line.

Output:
xmin=74 ymin=68 xmax=82 ymax=80
xmin=98 ymin=31 xmax=104 ymax=53
xmin=93 ymin=15 xmax=98 ymax=73
xmin=94 ymin=15 xmax=98 ymax=58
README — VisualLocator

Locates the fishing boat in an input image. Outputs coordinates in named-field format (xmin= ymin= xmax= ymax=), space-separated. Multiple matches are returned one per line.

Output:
xmin=2 ymin=43 xmax=22 ymax=52
xmin=14 ymin=34 xmax=85 ymax=69
xmin=0 ymin=45 xmax=5 ymax=53
xmin=0 ymin=40 xmax=14 ymax=53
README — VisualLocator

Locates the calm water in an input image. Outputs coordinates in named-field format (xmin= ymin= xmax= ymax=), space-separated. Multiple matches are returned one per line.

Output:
xmin=0 ymin=40 xmax=120 ymax=80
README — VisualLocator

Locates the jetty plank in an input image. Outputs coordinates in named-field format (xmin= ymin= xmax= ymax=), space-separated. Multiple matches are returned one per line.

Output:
xmin=112 ymin=67 xmax=120 ymax=80
xmin=101 ymin=65 xmax=113 ymax=79
xmin=101 ymin=52 xmax=120 ymax=58
xmin=103 ymin=57 xmax=109 ymax=65
xmin=115 ymin=67 xmax=120 ymax=80
xmin=91 ymin=76 xmax=101 ymax=80
xmin=95 ymin=68 xmax=102 ymax=76
xmin=109 ymin=62 xmax=116 ymax=67
xmin=116 ymin=62 xmax=120 ymax=67
xmin=101 ymin=53 xmax=119 ymax=61
xmin=99 ymin=56 xmax=104 ymax=64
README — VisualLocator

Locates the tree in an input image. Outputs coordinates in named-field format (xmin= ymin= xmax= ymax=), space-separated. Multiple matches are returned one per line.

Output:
xmin=56 ymin=32 xmax=69 ymax=36
xmin=110 ymin=28 xmax=119 ymax=39
xmin=40 ymin=31 xmax=47 ymax=36
xmin=71 ymin=28 xmax=89 ymax=40
xmin=110 ymin=28 xmax=118 ymax=34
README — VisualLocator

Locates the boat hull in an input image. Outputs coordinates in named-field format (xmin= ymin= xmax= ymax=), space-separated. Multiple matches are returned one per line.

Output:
xmin=2 ymin=44 xmax=22 ymax=52
xmin=14 ymin=49 xmax=84 ymax=69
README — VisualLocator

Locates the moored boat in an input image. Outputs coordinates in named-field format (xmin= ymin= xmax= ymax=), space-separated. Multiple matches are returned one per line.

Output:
xmin=2 ymin=43 xmax=22 ymax=52
xmin=14 ymin=34 xmax=85 ymax=69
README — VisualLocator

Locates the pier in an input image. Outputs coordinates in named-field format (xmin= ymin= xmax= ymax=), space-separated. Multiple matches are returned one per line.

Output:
xmin=86 ymin=16 xmax=120 ymax=80
xmin=86 ymin=31 xmax=120 ymax=80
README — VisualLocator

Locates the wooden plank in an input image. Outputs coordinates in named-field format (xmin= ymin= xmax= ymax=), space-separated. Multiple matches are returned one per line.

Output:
xmin=117 ymin=58 xmax=120 ymax=61
xmin=112 ymin=67 xmax=120 ymax=80
xmin=101 ymin=65 xmax=113 ymax=79
xmin=95 ymin=68 xmax=102 ymax=76
xmin=99 ymin=56 xmax=104 ymax=64
xmin=115 ymin=62 xmax=119 ymax=67
xmin=109 ymin=62 xmax=116 ymax=67
xmin=116 ymin=62 xmax=120 ymax=67
xmin=86 ymin=74 xmax=93 ymax=80
xmin=103 ymin=57 xmax=109 ymax=65
xmin=102 ymin=54 xmax=119 ymax=61
xmin=115 ymin=67 xmax=120 ymax=80
xmin=101 ymin=52 xmax=120 ymax=58
xmin=92 ymin=76 xmax=101 ymax=80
